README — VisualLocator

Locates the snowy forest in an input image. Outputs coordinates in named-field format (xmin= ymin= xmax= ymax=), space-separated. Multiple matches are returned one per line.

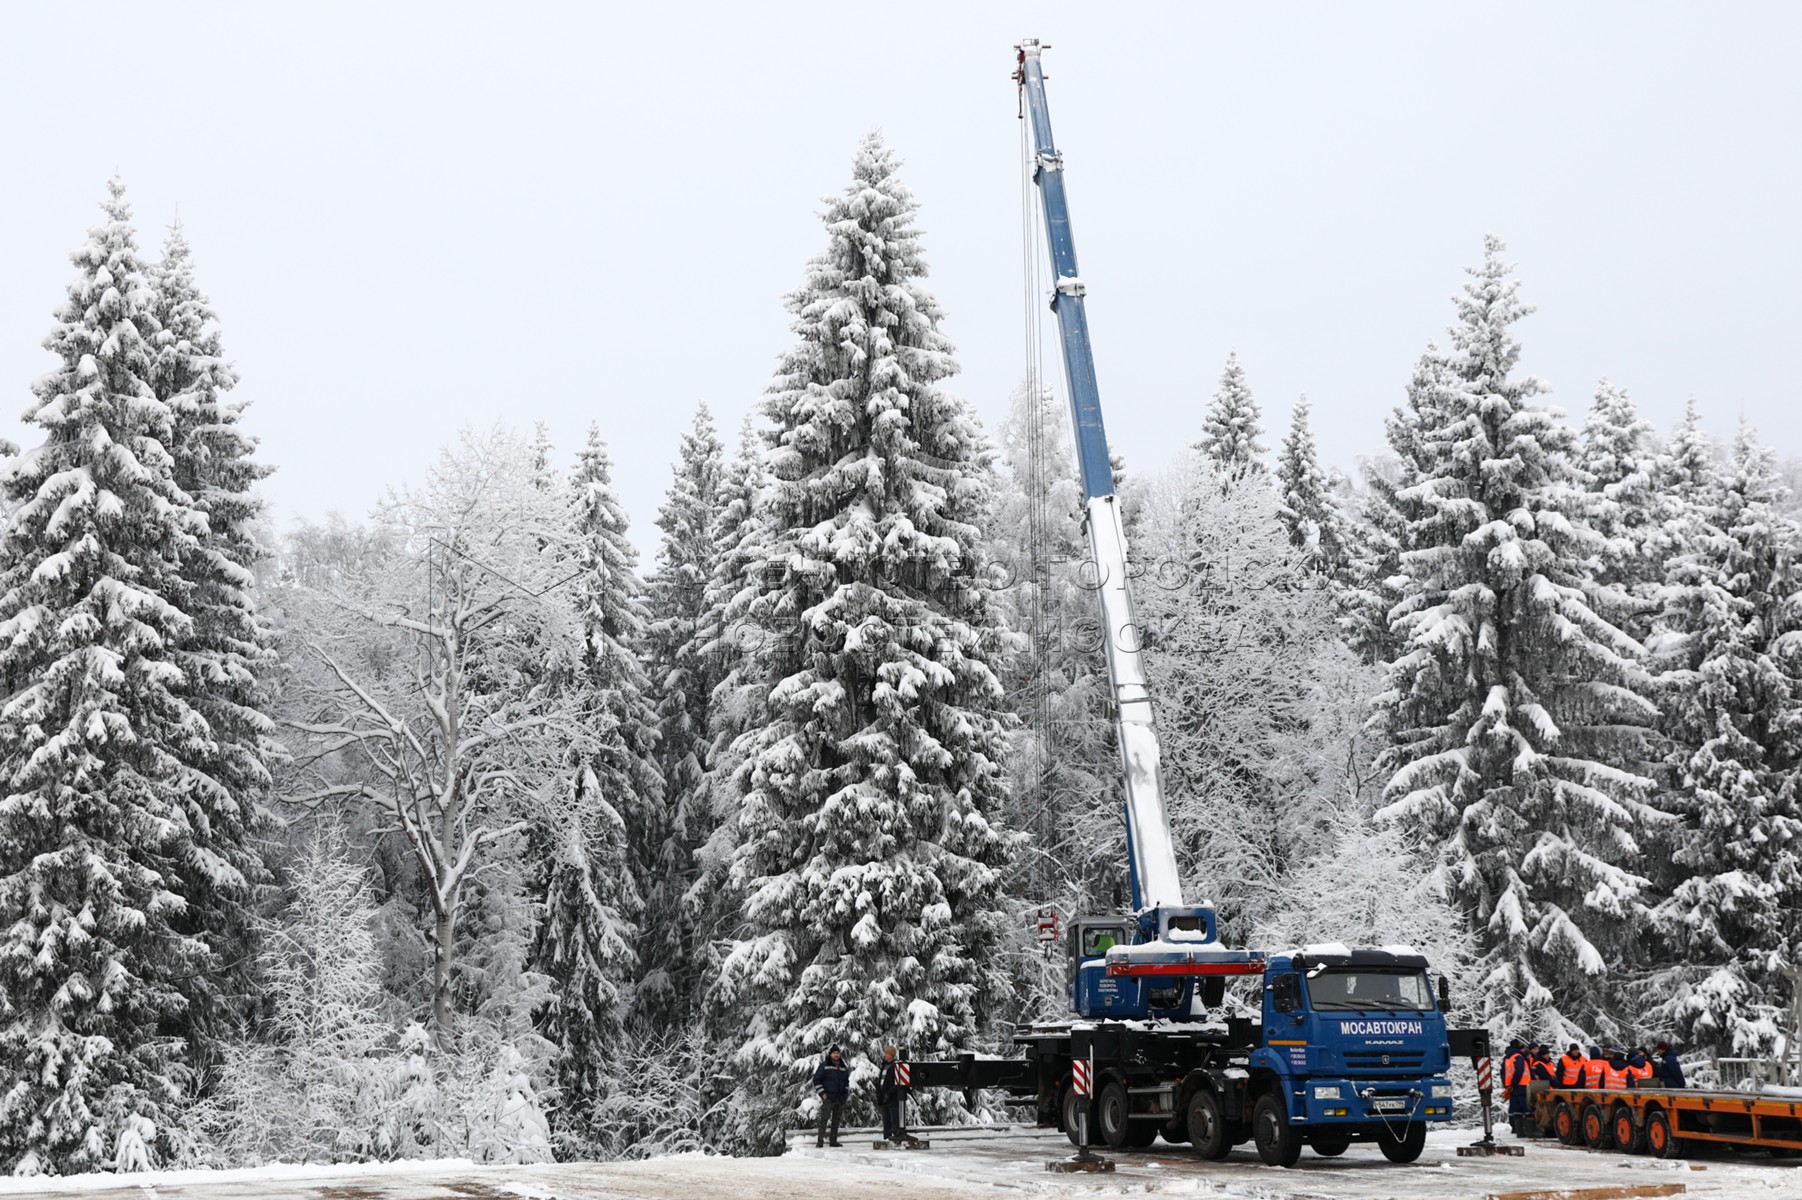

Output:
xmin=3 ymin=135 xmax=1800 ymax=1177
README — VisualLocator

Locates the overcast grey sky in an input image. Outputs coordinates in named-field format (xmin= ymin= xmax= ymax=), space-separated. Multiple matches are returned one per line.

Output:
xmin=3 ymin=3 xmax=1798 ymax=554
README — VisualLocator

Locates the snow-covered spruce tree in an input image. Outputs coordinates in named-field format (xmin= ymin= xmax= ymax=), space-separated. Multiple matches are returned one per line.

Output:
xmin=688 ymin=415 xmax=770 ymax=1031
xmin=986 ymin=380 xmax=1127 ymax=1019
xmin=1375 ymin=237 xmax=1659 ymax=1041
xmin=1275 ymin=396 xmax=1352 ymax=576
xmin=564 ymin=424 xmax=662 ymax=1010
xmin=714 ymin=134 xmax=1014 ymax=1152
xmin=1644 ymin=423 xmax=1802 ymax=1056
xmin=0 ymin=180 xmax=215 ymax=1174
xmin=148 ymin=221 xmax=280 ymax=1058
xmin=1196 ymin=351 xmax=1265 ymax=478
xmin=195 ymin=825 xmax=393 ymax=1166
xmin=1577 ymin=380 xmax=1661 ymax=637
xmin=1341 ymin=344 xmax=1455 ymax=662
xmin=639 ymin=403 xmax=724 ymax=1026
xmin=1138 ymin=457 xmax=1368 ymax=942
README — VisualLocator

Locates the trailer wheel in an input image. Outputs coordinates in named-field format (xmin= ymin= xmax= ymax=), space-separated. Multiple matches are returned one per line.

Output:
xmin=1310 ymin=1133 xmax=1350 ymax=1157
xmin=1185 ymin=1089 xmax=1231 ymax=1160
xmin=1612 ymin=1106 xmax=1646 ymax=1154
xmin=1550 ymin=1100 xmax=1579 ymax=1144
xmin=1581 ymin=1101 xmax=1613 ymax=1150
xmin=1646 ymin=1108 xmax=1685 ymax=1159
xmin=1096 ymin=1080 xmax=1132 ymax=1150
xmin=1252 ymin=1093 xmax=1302 ymax=1168
xmin=1377 ymin=1120 xmax=1426 ymax=1163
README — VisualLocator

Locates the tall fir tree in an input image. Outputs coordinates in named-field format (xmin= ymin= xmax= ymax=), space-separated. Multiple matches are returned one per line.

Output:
xmin=1196 ymin=351 xmax=1265 ymax=477
xmin=713 ymin=134 xmax=1014 ymax=1152
xmin=1645 ymin=422 xmax=1802 ymax=1055
xmin=0 ymin=180 xmax=211 ymax=1173
xmin=565 ymin=425 xmax=662 ymax=1018
xmin=1374 ymin=236 xmax=1659 ymax=1040
xmin=1274 ymin=396 xmax=1351 ymax=575
xmin=639 ymin=403 xmax=725 ymax=1025
xmin=1342 ymin=345 xmax=1455 ymax=661
xmin=1577 ymin=380 xmax=1661 ymax=635
xmin=147 ymin=221 xmax=279 ymax=1059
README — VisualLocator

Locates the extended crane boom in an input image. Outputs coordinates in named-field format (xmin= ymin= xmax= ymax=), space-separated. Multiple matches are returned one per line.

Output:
xmin=1016 ymin=39 xmax=1183 ymax=915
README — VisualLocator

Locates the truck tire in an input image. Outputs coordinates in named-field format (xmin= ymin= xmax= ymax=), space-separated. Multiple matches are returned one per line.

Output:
xmin=1581 ymin=1101 xmax=1613 ymax=1150
xmin=1252 ymin=1093 xmax=1302 ymax=1168
xmin=1377 ymin=1121 xmax=1426 ymax=1163
xmin=1612 ymin=1105 xmax=1646 ymax=1154
xmin=1186 ymin=1089 xmax=1231 ymax=1160
xmin=1646 ymin=1109 xmax=1686 ymax=1160
xmin=1126 ymin=1121 xmax=1159 ymax=1148
xmin=1060 ymin=1086 xmax=1084 ymax=1148
xmin=1550 ymin=1100 xmax=1579 ymax=1144
xmin=1096 ymin=1081 xmax=1132 ymax=1150
xmin=1310 ymin=1133 xmax=1351 ymax=1157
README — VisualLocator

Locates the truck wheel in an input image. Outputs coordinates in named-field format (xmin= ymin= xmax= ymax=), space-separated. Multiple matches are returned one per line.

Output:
xmin=1377 ymin=1121 xmax=1426 ymax=1164
xmin=1646 ymin=1109 xmax=1686 ymax=1160
xmin=1252 ymin=1094 xmax=1302 ymax=1168
xmin=1126 ymin=1121 xmax=1159 ymax=1148
xmin=1612 ymin=1106 xmax=1646 ymax=1154
xmin=1311 ymin=1133 xmax=1351 ymax=1157
xmin=1060 ymin=1086 xmax=1084 ymax=1148
xmin=1159 ymin=1116 xmax=1188 ymax=1145
xmin=1550 ymin=1101 xmax=1579 ymax=1145
xmin=1186 ymin=1090 xmax=1230 ymax=1160
xmin=1581 ymin=1102 xmax=1613 ymax=1150
xmin=1096 ymin=1081 xmax=1132 ymax=1150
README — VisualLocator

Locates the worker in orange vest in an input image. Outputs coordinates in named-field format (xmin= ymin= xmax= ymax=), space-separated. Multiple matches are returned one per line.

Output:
xmin=1626 ymin=1048 xmax=1654 ymax=1087
xmin=1500 ymin=1040 xmax=1526 ymax=1133
xmin=1582 ymin=1045 xmax=1608 ymax=1088
xmin=1556 ymin=1043 xmax=1587 ymax=1088
xmin=1601 ymin=1049 xmax=1631 ymax=1090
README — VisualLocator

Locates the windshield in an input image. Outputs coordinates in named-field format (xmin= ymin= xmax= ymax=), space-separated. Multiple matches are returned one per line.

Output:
xmin=1304 ymin=969 xmax=1433 ymax=1012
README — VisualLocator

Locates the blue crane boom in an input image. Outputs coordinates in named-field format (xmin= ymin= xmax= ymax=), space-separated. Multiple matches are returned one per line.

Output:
xmin=1015 ymin=39 xmax=1186 ymax=920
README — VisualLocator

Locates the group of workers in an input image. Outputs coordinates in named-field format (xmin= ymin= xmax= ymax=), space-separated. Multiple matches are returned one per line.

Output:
xmin=1501 ymin=1040 xmax=1687 ymax=1134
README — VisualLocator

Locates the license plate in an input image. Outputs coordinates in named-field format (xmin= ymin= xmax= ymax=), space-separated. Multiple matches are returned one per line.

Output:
xmin=1371 ymin=1100 xmax=1407 ymax=1112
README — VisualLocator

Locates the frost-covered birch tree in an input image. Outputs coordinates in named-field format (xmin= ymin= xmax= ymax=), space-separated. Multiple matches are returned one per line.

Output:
xmin=284 ymin=428 xmax=586 ymax=1042
xmin=714 ymin=134 xmax=1014 ymax=1151
xmin=1375 ymin=237 xmax=1659 ymax=1040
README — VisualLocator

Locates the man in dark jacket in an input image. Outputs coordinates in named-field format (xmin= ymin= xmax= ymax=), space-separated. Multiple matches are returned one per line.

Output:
xmin=1655 ymin=1041 xmax=1686 ymax=1088
xmin=878 ymin=1046 xmax=909 ymax=1143
xmin=813 ymin=1046 xmax=851 ymax=1147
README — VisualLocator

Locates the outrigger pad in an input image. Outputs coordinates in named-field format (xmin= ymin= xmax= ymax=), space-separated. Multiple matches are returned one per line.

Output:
xmin=1048 ymin=1156 xmax=1116 ymax=1173
xmin=1457 ymin=1141 xmax=1526 ymax=1157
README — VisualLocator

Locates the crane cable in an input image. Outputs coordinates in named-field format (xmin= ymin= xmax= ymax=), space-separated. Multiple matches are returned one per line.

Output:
xmin=1020 ymin=92 xmax=1056 ymax=872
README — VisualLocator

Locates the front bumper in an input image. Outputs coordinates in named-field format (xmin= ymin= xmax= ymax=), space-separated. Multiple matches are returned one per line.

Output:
xmin=1291 ymin=1077 xmax=1455 ymax=1124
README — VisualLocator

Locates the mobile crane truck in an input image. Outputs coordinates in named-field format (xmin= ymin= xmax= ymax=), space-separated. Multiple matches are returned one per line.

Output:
xmin=908 ymin=40 xmax=1490 ymax=1168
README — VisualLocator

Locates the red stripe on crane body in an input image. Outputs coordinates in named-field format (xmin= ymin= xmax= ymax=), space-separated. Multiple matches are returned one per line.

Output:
xmin=1476 ymin=1057 xmax=1492 ymax=1091
xmin=1072 ymin=1059 xmax=1092 ymax=1097
xmin=896 ymin=1063 xmax=910 ymax=1087
xmin=1106 ymin=961 xmax=1267 ymax=977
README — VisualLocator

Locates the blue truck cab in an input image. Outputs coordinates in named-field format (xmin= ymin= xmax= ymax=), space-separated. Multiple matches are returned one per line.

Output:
xmin=1246 ymin=946 xmax=1457 ymax=1165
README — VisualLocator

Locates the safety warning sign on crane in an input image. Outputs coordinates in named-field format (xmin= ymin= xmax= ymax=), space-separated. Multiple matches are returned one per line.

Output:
xmin=1072 ymin=1058 xmax=1091 ymax=1097
xmin=897 ymin=1062 xmax=910 ymax=1087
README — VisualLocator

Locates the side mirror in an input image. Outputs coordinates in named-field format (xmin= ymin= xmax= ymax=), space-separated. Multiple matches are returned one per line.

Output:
xmin=1437 ymin=975 xmax=1451 ymax=1013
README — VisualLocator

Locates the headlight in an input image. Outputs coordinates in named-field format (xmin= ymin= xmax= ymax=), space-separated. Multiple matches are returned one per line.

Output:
xmin=1431 ymin=1084 xmax=1453 ymax=1099
xmin=1312 ymin=1085 xmax=1342 ymax=1100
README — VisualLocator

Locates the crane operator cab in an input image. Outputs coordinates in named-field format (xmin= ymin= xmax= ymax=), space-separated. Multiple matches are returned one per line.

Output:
xmin=1068 ymin=905 xmax=1265 ymax=1020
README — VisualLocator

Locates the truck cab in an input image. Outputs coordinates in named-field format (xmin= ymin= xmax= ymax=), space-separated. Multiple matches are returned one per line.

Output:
xmin=1245 ymin=946 xmax=1458 ymax=1165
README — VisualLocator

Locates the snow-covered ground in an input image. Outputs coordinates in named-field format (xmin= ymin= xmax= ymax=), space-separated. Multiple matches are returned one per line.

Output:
xmin=10 ymin=1125 xmax=1802 ymax=1199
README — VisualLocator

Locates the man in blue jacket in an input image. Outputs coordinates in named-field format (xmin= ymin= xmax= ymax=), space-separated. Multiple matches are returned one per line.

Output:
xmin=1655 ymin=1041 xmax=1687 ymax=1088
xmin=813 ymin=1046 xmax=851 ymax=1147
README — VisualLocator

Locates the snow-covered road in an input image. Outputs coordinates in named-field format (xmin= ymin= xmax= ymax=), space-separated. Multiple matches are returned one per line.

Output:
xmin=8 ymin=1126 xmax=1802 ymax=1199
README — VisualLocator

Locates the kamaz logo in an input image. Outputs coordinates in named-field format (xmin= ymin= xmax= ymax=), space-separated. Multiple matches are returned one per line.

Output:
xmin=1338 ymin=1020 xmax=1424 ymax=1036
